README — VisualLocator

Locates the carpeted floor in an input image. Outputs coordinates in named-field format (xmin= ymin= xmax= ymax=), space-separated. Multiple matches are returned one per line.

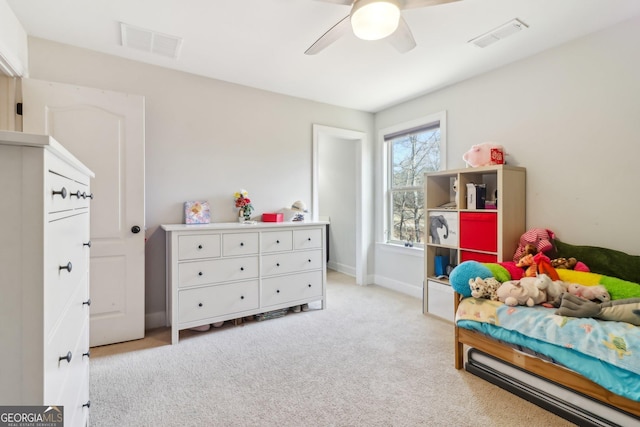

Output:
xmin=90 ymin=270 xmax=575 ymax=426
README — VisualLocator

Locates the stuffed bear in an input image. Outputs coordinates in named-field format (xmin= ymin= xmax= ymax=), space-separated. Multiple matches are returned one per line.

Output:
xmin=513 ymin=228 xmax=557 ymax=262
xmin=468 ymin=276 xmax=501 ymax=301
xmin=462 ymin=142 xmax=505 ymax=167
xmin=566 ymin=283 xmax=611 ymax=303
xmin=551 ymin=257 xmax=578 ymax=270
xmin=497 ymin=279 xmax=547 ymax=307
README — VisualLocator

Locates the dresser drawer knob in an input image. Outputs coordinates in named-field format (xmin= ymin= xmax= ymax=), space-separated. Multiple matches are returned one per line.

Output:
xmin=198 ymin=271 xmax=203 ymax=276
xmin=83 ymin=298 xmax=91 ymax=306
xmin=308 ymin=259 xmax=312 ymax=263
xmin=83 ymin=401 xmax=91 ymax=409
xmin=240 ymin=295 xmax=244 ymax=300
xmin=59 ymin=262 xmax=73 ymax=273
xmin=83 ymin=350 xmax=91 ymax=358
xmin=83 ymin=241 xmax=92 ymax=248
xmin=308 ymin=284 xmax=312 ymax=288
xmin=52 ymin=187 xmax=67 ymax=199
xmin=240 ymin=267 xmax=244 ymax=271
xmin=70 ymin=190 xmax=83 ymax=198
xmin=276 ymin=289 xmax=280 ymax=293
xmin=240 ymin=242 xmax=244 ymax=246
xmin=198 ymin=302 xmax=203 ymax=307
xmin=276 ymin=240 xmax=280 ymax=244
xmin=276 ymin=263 xmax=280 ymax=267
xmin=131 ymin=225 xmax=141 ymax=234
xmin=88 ymin=193 xmax=94 ymax=199
xmin=308 ymin=237 xmax=311 ymax=241
xmin=59 ymin=351 xmax=72 ymax=364
xmin=197 ymin=244 xmax=203 ymax=249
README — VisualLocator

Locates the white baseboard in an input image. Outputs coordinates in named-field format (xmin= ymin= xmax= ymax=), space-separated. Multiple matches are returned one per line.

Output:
xmin=145 ymin=310 xmax=167 ymax=330
xmin=327 ymin=260 xmax=355 ymax=277
xmin=372 ymin=274 xmax=422 ymax=299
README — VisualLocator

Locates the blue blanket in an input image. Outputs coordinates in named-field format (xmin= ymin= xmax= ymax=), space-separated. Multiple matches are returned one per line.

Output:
xmin=457 ymin=298 xmax=640 ymax=401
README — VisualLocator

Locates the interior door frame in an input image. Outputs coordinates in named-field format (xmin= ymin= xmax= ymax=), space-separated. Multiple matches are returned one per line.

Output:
xmin=312 ymin=124 xmax=367 ymax=286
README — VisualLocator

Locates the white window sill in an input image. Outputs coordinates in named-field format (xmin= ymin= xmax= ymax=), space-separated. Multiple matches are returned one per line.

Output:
xmin=377 ymin=242 xmax=424 ymax=258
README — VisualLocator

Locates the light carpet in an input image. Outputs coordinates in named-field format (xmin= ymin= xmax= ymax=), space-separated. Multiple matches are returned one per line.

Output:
xmin=90 ymin=270 xmax=574 ymax=427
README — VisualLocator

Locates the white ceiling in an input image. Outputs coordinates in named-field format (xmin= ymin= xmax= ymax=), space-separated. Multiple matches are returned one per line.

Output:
xmin=7 ymin=0 xmax=640 ymax=112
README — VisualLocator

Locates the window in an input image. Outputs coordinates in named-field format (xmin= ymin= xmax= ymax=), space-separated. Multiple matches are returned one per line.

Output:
xmin=383 ymin=112 xmax=446 ymax=246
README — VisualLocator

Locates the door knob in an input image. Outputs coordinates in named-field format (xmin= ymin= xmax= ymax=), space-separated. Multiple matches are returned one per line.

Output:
xmin=131 ymin=225 xmax=141 ymax=234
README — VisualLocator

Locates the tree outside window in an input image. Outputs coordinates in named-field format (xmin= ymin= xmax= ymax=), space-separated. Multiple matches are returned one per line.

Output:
xmin=386 ymin=116 xmax=444 ymax=246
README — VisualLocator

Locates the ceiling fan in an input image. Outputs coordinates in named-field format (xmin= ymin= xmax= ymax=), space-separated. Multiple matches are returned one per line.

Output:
xmin=305 ymin=0 xmax=461 ymax=55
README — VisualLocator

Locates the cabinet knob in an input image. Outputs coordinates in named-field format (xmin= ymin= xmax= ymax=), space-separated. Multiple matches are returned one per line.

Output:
xmin=88 ymin=193 xmax=94 ymax=199
xmin=83 ymin=298 xmax=91 ymax=306
xmin=240 ymin=267 xmax=244 ymax=271
xmin=197 ymin=244 xmax=203 ymax=249
xmin=308 ymin=259 xmax=312 ymax=263
xmin=240 ymin=295 xmax=244 ymax=300
xmin=131 ymin=225 xmax=141 ymax=234
xmin=52 ymin=187 xmax=67 ymax=199
xmin=59 ymin=351 xmax=72 ymax=364
xmin=308 ymin=284 xmax=312 ymax=288
xmin=198 ymin=302 xmax=203 ymax=307
xmin=276 ymin=263 xmax=280 ymax=267
xmin=83 ymin=401 xmax=91 ymax=409
xmin=276 ymin=289 xmax=280 ymax=293
xmin=276 ymin=240 xmax=280 ymax=244
xmin=70 ymin=190 xmax=83 ymax=198
xmin=83 ymin=350 xmax=91 ymax=358
xmin=59 ymin=262 xmax=72 ymax=273
xmin=240 ymin=242 xmax=244 ymax=246
xmin=198 ymin=271 xmax=203 ymax=276
xmin=83 ymin=241 xmax=92 ymax=248
xmin=308 ymin=237 xmax=311 ymax=241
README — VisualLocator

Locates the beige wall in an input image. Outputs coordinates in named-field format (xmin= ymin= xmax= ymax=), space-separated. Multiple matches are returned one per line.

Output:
xmin=373 ymin=16 xmax=640 ymax=294
xmin=24 ymin=37 xmax=375 ymax=327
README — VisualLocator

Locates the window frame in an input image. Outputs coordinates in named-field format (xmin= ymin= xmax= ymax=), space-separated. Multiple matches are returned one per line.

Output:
xmin=380 ymin=111 xmax=447 ymax=248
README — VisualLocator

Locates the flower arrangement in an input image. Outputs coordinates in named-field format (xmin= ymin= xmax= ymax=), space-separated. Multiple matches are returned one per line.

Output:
xmin=234 ymin=189 xmax=254 ymax=221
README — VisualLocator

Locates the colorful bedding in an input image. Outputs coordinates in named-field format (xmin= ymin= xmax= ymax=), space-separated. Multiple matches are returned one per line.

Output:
xmin=456 ymin=297 xmax=640 ymax=401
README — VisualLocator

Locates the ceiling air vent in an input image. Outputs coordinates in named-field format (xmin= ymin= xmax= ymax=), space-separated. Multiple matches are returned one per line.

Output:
xmin=120 ymin=22 xmax=183 ymax=59
xmin=468 ymin=18 xmax=529 ymax=48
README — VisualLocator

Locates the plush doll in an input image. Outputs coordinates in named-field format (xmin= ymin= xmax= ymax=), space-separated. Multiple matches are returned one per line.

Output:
xmin=468 ymin=276 xmax=501 ymax=301
xmin=513 ymin=228 xmax=557 ymax=262
xmin=497 ymin=279 xmax=547 ymax=307
xmin=515 ymin=244 xmax=538 ymax=277
xmin=555 ymin=293 xmax=640 ymax=326
xmin=462 ymin=142 xmax=505 ymax=167
xmin=567 ymin=283 xmax=611 ymax=303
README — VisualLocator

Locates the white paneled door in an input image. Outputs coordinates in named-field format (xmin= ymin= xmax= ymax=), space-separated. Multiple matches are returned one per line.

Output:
xmin=22 ymin=78 xmax=145 ymax=346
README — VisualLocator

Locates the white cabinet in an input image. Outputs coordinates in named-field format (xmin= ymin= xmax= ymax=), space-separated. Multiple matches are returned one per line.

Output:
xmin=0 ymin=130 xmax=94 ymax=426
xmin=162 ymin=222 xmax=328 ymax=344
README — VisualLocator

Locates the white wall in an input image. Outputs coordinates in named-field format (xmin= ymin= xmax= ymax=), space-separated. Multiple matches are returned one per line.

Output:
xmin=373 ymin=16 xmax=640 ymax=297
xmin=24 ymin=37 xmax=374 ymax=328
xmin=319 ymin=134 xmax=357 ymax=275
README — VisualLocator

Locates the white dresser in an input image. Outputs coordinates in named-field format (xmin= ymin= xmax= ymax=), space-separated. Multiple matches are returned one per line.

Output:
xmin=162 ymin=222 xmax=328 ymax=344
xmin=0 ymin=130 xmax=94 ymax=426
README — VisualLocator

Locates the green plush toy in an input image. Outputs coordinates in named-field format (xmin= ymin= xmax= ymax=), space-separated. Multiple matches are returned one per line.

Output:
xmin=555 ymin=293 xmax=640 ymax=326
xmin=555 ymin=239 xmax=640 ymax=284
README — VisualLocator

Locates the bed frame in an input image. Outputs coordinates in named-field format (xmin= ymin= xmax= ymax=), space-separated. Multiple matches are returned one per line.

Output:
xmin=453 ymin=292 xmax=640 ymax=419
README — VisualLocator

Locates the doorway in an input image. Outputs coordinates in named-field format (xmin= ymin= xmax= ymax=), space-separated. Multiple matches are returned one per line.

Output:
xmin=312 ymin=124 xmax=367 ymax=285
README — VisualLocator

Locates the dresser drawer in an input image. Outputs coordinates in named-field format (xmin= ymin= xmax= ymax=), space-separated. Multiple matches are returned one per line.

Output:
xmin=261 ymin=230 xmax=293 ymax=253
xmin=47 ymin=153 xmax=91 ymax=215
xmin=178 ymin=256 xmax=259 ymax=288
xmin=178 ymin=234 xmax=221 ymax=260
xmin=45 ymin=214 xmax=90 ymax=333
xmin=178 ymin=280 xmax=259 ymax=323
xmin=45 ymin=297 xmax=89 ymax=404
xmin=222 ymin=232 xmax=259 ymax=257
xmin=262 ymin=249 xmax=323 ymax=276
xmin=293 ymin=228 xmax=323 ymax=250
xmin=262 ymin=270 xmax=323 ymax=307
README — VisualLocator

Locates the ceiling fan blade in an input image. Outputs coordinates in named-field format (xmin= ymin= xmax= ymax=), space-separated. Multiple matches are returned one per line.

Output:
xmin=305 ymin=15 xmax=352 ymax=55
xmin=402 ymin=0 xmax=461 ymax=10
xmin=387 ymin=16 xmax=416 ymax=53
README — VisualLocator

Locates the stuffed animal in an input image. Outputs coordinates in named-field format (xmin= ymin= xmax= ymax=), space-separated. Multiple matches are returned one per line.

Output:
xmin=513 ymin=228 xmax=557 ymax=262
xmin=555 ymin=293 xmax=640 ymax=326
xmin=468 ymin=276 xmax=501 ymax=301
xmin=567 ymin=283 xmax=611 ymax=303
xmin=497 ymin=279 xmax=547 ymax=307
xmin=462 ymin=142 xmax=505 ymax=167
xmin=551 ymin=257 xmax=578 ymax=270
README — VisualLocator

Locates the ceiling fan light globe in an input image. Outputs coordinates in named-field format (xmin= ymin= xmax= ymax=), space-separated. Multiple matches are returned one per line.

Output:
xmin=351 ymin=0 xmax=401 ymax=41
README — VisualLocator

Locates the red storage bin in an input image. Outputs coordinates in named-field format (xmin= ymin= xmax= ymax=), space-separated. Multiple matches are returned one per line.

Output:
xmin=461 ymin=250 xmax=497 ymax=263
xmin=460 ymin=212 xmax=497 ymax=252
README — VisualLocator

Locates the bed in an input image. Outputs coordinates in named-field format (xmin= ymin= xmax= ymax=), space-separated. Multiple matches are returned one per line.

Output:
xmin=450 ymin=241 xmax=640 ymax=425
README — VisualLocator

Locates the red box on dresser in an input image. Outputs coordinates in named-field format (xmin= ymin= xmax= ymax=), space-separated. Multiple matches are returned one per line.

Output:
xmin=262 ymin=213 xmax=283 ymax=222
xmin=460 ymin=212 xmax=497 ymax=252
